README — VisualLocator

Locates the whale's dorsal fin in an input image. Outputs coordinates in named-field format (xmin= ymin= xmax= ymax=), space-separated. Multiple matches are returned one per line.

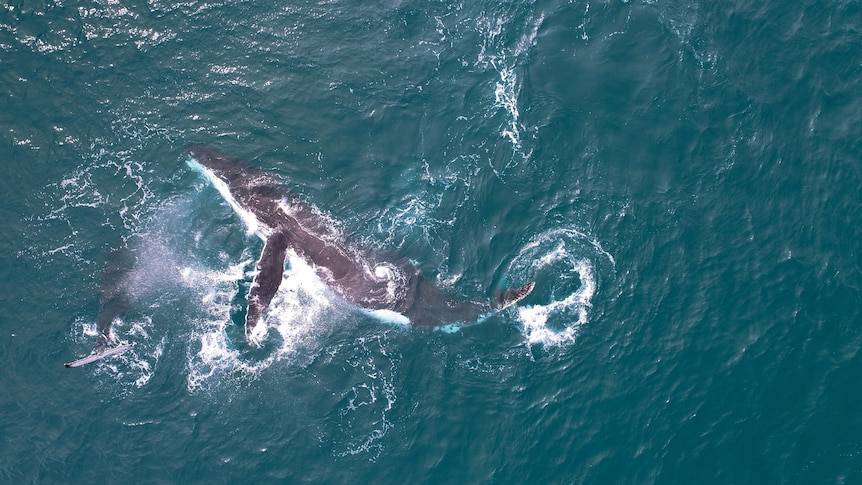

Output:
xmin=245 ymin=230 xmax=291 ymax=345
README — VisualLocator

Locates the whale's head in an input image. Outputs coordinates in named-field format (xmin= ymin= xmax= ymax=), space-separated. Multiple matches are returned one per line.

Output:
xmin=186 ymin=144 xmax=253 ymax=184
xmin=186 ymin=145 xmax=284 ymax=238
xmin=186 ymin=145 xmax=286 ymax=197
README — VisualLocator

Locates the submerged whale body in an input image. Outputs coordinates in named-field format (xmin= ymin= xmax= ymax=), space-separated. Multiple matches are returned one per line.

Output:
xmin=186 ymin=145 xmax=534 ymax=345
xmin=65 ymin=243 xmax=136 ymax=368
xmin=95 ymin=243 xmax=135 ymax=347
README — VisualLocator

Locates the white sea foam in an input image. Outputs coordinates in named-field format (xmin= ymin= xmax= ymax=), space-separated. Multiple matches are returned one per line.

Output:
xmin=378 ymin=196 xmax=430 ymax=247
xmin=71 ymin=314 xmax=161 ymax=392
xmin=183 ymin=259 xmax=254 ymax=390
xmin=518 ymin=259 xmax=596 ymax=346
xmin=475 ymin=11 xmax=544 ymax=168
xmin=508 ymin=228 xmax=614 ymax=347
xmin=363 ymin=308 xmax=410 ymax=327
xmin=494 ymin=65 xmax=522 ymax=147
xmin=333 ymin=334 xmax=400 ymax=462
xmin=185 ymin=251 xmax=337 ymax=391
xmin=30 ymin=149 xmax=159 ymax=266
xmin=477 ymin=14 xmax=524 ymax=152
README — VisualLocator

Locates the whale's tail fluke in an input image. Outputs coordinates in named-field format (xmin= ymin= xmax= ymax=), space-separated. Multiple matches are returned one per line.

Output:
xmin=499 ymin=281 xmax=536 ymax=309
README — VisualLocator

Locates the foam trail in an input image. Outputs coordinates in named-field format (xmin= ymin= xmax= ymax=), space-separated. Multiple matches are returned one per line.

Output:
xmin=494 ymin=64 xmax=521 ymax=148
xmin=476 ymin=10 xmax=545 ymax=171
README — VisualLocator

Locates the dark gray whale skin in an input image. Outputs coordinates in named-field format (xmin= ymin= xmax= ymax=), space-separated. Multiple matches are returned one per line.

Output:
xmin=95 ymin=243 xmax=135 ymax=348
xmin=187 ymin=145 xmax=534 ymax=344
xmin=63 ymin=245 xmax=136 ymax=368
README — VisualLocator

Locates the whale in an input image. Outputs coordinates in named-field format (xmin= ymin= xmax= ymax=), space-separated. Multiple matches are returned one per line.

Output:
xmin=65 ymin=243 xmax=135 ymax=367
xmin=95 ymin=243 xmax=135 ymax=347
xmin=186 ymin=145 xmax=535 ymax=345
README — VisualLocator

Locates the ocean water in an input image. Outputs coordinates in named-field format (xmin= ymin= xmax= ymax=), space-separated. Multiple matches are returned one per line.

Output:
xmin=2 ymin=0 xmax=861 ymax=482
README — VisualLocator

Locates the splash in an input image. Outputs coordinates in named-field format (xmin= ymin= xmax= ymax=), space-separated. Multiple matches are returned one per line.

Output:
xmin=508 ymin=228 xmax=614 ymax=347
xmin=185 ymin=250 xmax=339 ymax=392
xmin=182 ymin=257 xmax=251 ymax=390
xmin=517 ymin=258 xmax=595 ymax=346
xmin=70 ymin=315 xmax=163 ymax=393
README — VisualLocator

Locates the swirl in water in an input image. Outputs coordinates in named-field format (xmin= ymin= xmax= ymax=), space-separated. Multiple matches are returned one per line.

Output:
xmin=508 ymin=228 xmax=613 ymax=346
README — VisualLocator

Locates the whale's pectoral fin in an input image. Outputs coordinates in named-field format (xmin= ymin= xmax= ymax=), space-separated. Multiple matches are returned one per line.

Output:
xmin=65 ymin=344 xmax=133 ymax=368
xmin=499 ymin=281 xmax=536 ymax=309
xmin=245 ymin=230 xmax=291 ymax=346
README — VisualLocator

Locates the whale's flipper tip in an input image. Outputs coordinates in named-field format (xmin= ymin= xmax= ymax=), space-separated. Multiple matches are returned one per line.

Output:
xmin=500 ymin=281 xmax=536 ymax=309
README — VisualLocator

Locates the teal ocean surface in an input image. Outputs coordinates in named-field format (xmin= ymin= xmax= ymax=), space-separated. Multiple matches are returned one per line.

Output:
xmin=2 ymin=0 xmax=861 ymax=482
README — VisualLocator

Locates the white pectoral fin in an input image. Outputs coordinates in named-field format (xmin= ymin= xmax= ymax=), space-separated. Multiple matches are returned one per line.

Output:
xmin=65 ymin=344 xmax=133 ymax=368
